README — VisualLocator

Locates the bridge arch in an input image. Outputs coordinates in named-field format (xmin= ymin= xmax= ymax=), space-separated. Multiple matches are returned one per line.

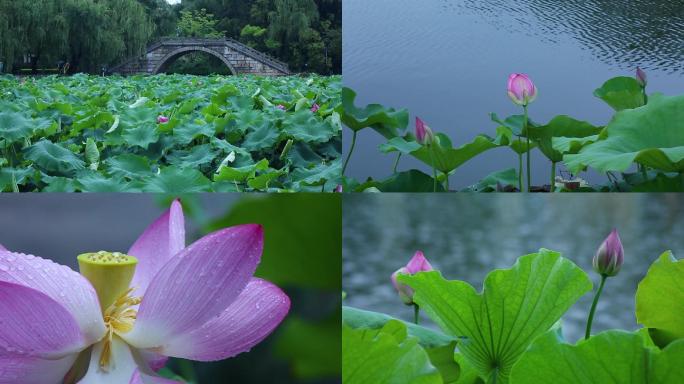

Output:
xmin=153 ymin=46 xmax=237 ymax=75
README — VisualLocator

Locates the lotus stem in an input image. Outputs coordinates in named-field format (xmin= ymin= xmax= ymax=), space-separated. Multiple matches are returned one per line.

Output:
xmin=393 ymin=153 xmax=402 ymax=173
xmin=523 ymin=105 xmax=530 ymax=192
xmin=429 ymin=147 xmax=437 ymax=192
xmin=444 ymin=172 xmax=450 ymax=192
xmin=640 ymin=165 xmax=648 ymax=180
xmin=584 ymin=274 xmax=607 ymax=340
xmin=341 ymin=130 xmax=357 ymax=176
xmin=518 ymin=142 xmax=523 ymax=192
xmin=550 ymin=162 xmax=556 ymax=192
xmin=413 ymin=304 xmax=420 ymax=325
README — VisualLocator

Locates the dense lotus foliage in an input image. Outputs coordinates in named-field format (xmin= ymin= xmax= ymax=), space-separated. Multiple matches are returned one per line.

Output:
xmin=0 ymin=74 xmax=342 ymax=192
xmin=342 ymin=249 xmax=684 ymax=384
xmin=340 ymin=72 xmax=684 ymax=192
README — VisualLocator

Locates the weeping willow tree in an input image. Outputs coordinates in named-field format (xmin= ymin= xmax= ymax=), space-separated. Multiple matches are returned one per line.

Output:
xmin=0 ymin=0 xmax=153 ymax=73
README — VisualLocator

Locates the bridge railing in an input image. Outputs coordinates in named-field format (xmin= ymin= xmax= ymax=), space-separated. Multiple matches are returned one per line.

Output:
xmin=150 ymin=37 xmax=290 ymax=74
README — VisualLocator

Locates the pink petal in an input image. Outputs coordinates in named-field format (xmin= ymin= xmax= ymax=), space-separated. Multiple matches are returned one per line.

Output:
xmin=0 ymin=243 xmax=6 ymax=252
xmin=159 ymin=278 xmax=290 ymax=361
xmin=130 ymin=370 xmax=183 ymax=384
xmin=406 ymin=251 xmax=433 ymax=274
xmin=79 ymin=336 xmax=139 ymax=384
xmin=0 ymin=251 xmax=105 ymax=345
xmin=0 ymin=281 xmax=85 ymax=358
xmin=128 ymin=200 xmax=186 ymax=294
xmin=138 ymin=350 xmax=168 ymax=372
xmin=123 ymin=224 xmax=264 ymax=349
xmin=0 ymin=355 xmax=77 ymax=384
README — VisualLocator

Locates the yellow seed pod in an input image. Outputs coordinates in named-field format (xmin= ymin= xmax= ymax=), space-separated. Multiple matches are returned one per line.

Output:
xmin=77 ymin=251 xmax=138 ymax=313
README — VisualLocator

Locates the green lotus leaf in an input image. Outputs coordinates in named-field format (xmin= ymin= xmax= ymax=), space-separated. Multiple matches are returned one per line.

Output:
xmin=399 ymin=249 xmax=592 ymax=383
xmin=75 ymin=171 xmax=137 ymax=192
xmin=0 ymin=167 xmax=34 ymax=191
xmin=342 ymin=306 xmax=455 ymax=349
xmin=172 ymin=119 xmax=215 ymax=146
xmin=214 ymin=159 xmax=269 ymax=182
xmin=290 ymin=158 xmax=342 ymax=188
xmin=527 ymin=115 xmax=603 ymax=163
xmin=105 ymin=154 xmax=154 ymax=179
xmin=636 ymin=251 xmax=684 ymax=347
xmin=141 ymin=166 xmax=212 ymax=193
xmin=381 ymin=134 xmax=500 ymax=174
xmin=0 ymin=111 xmax=37 ymax=142
xmin=492 ymin=126 xmax=537 ymax=155
xmin=122 ymin=122 xmax=159 ymax=149
xmin=509 ymin=330 xmax=684 ymax=383
xmin=564 ymin=94 xmax=684 ymax=174
xmin=247 ymin=169 xmax=286 ymax=190
xmin=166 ymin=144 xmax=217 ymax=169
xmin=593 ymin=76 xmax=645 ymax=111
xmin=242 ymin=121 xmax=282 ymax=152
xmin=355 ymin=169 xmax=445 ymax=192
xmin=282 ymin=110 xmax=337 ymax=143
xmin=629 ymin=173 xmax=684 ymax=192
xmin=340 ymin=87 xmax=409 ymax=137
xmin=464 ymin=168 xmax=518 ymax=192
xmin=24 ymin=140 xmax=85 ymax=176
xmin=343 ymin=321 xmax=442 ymax=384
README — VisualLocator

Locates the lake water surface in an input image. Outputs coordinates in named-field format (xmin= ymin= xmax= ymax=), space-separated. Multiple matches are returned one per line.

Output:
xmin=343 ymin=194 xmax=684 ymax=342
xmin=343 ymin=0 xmax=684 ymax=188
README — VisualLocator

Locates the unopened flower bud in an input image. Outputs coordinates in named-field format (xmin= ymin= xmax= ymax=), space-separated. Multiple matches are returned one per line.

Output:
xmin=390 ymin=251 xmax=433 ymax=305
xmin=415 ymin=117 xmax=434 ymax=145
xmin=593 ymin=229 xmax=624 ymax=277
xmin=636 ymin=67 xmax=647 ymax=88
xmin=507 ymin=73 xmax=538 ymax=106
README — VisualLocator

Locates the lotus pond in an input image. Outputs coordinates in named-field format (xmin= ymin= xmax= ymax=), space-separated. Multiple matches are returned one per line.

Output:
xmin=340 ymin=72 xmax=684 ymax=192
xmin=342 ymin=194 xmax=684 ymax=383
xmin=0 ymin=74 xmax=342 ymax=192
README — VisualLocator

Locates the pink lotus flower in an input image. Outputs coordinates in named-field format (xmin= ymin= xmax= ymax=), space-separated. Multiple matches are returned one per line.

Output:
xmin=390 ymin=251 xmax=433 ymax=305
xmin=157 ymin=116 xmax=169 ymax=124
xmin=593 ymin=228 xmax=624 ymax=277
xmin=636 ymin=67 xmax=647 ymax=88
xmin=415 ymin=117 xmax=434 ymax=145
xmin=507 ymin=73 xmax=538 ymax=106
xmin=310 ymin=103 xmax=320 ymax=113
xmin=0 ymin=200 xmax=290 ymax=383
xmin=276 ymin=104 xmax=286 ymax=111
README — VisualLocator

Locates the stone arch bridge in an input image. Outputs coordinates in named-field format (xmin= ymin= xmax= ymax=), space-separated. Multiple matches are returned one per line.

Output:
xmin=111 ymin=38 xmax=290 ymax=76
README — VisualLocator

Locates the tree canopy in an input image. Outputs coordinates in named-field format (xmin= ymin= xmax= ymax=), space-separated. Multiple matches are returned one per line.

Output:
xmin=0 ymin=0 xmax=340 ymax=74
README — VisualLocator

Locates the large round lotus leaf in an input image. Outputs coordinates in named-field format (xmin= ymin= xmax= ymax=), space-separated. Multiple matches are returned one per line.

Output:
xmin=0 ymin=111 xmax=36 ymax=143
xmin=510 ymin=330 xmax=684 ymax=383
xmin=340 ymin=87 xmax=409 ymax=138
xmin=399 ymin=249 xmax=591 ymax=384
xmin=636 ymin=251 xmax=684 ymax=346
xmin=564 ymin=93 xmax=684 ymax=174
xmin=342 ymin=321 xmax=442 ymax=384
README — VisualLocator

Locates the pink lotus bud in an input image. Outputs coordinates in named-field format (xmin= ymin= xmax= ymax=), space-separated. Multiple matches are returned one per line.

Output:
xmin=276 ymin=104 xmax=286 ymax=111
xmin=157 ymin=116 xmax=169 ymax=124
xmin=311 ymin=103 xmax=320 ymax=113
xmin=334 ymin=185 xmax=343 ymax=193
xmin=391 ymin=251 xmax=433 ymax=305
xmin=415 ymin=117 xmax=434 ymax=145
xmin=593 ymin=229 xmax=624 ymax=277
xmin=507 ymin=73 xmax=538 ymax=106
xmin=636 ymin=67 xmax=647 ymax=88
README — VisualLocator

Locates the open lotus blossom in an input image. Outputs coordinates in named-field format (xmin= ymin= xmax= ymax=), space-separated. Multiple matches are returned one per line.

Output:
xmin=507 ymin=73 xmax=537 ymax=106
xmin=310 ymin=103 xmax=320 ymax=113
xmin=415 ymin=117 xmax=434 ymax=145
xmin=0 ymin=200 xmax=290 ymax=384
xmin=593 ymin=228 xmax=624 ymax=277
xmin=390 ymin=251 xmax=433 ymax=305
xmin=156 ymin=115 xmax=169 ymax=124
xmin=636 ymin=67 xmax=647 ymax=88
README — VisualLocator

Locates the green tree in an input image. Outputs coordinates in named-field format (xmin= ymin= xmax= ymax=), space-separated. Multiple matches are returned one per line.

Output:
xmin=177 ymin=8 xmax=223 ymax=38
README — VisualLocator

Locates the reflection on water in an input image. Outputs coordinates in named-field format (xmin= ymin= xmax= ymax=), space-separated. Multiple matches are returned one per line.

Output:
xmin=449 ymin=0 xmax=684 ymax=73
xmin=343 ymin=194 xmax=684 ymax=342
xmin=343 ymin=0 xmax=684 ymax=187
